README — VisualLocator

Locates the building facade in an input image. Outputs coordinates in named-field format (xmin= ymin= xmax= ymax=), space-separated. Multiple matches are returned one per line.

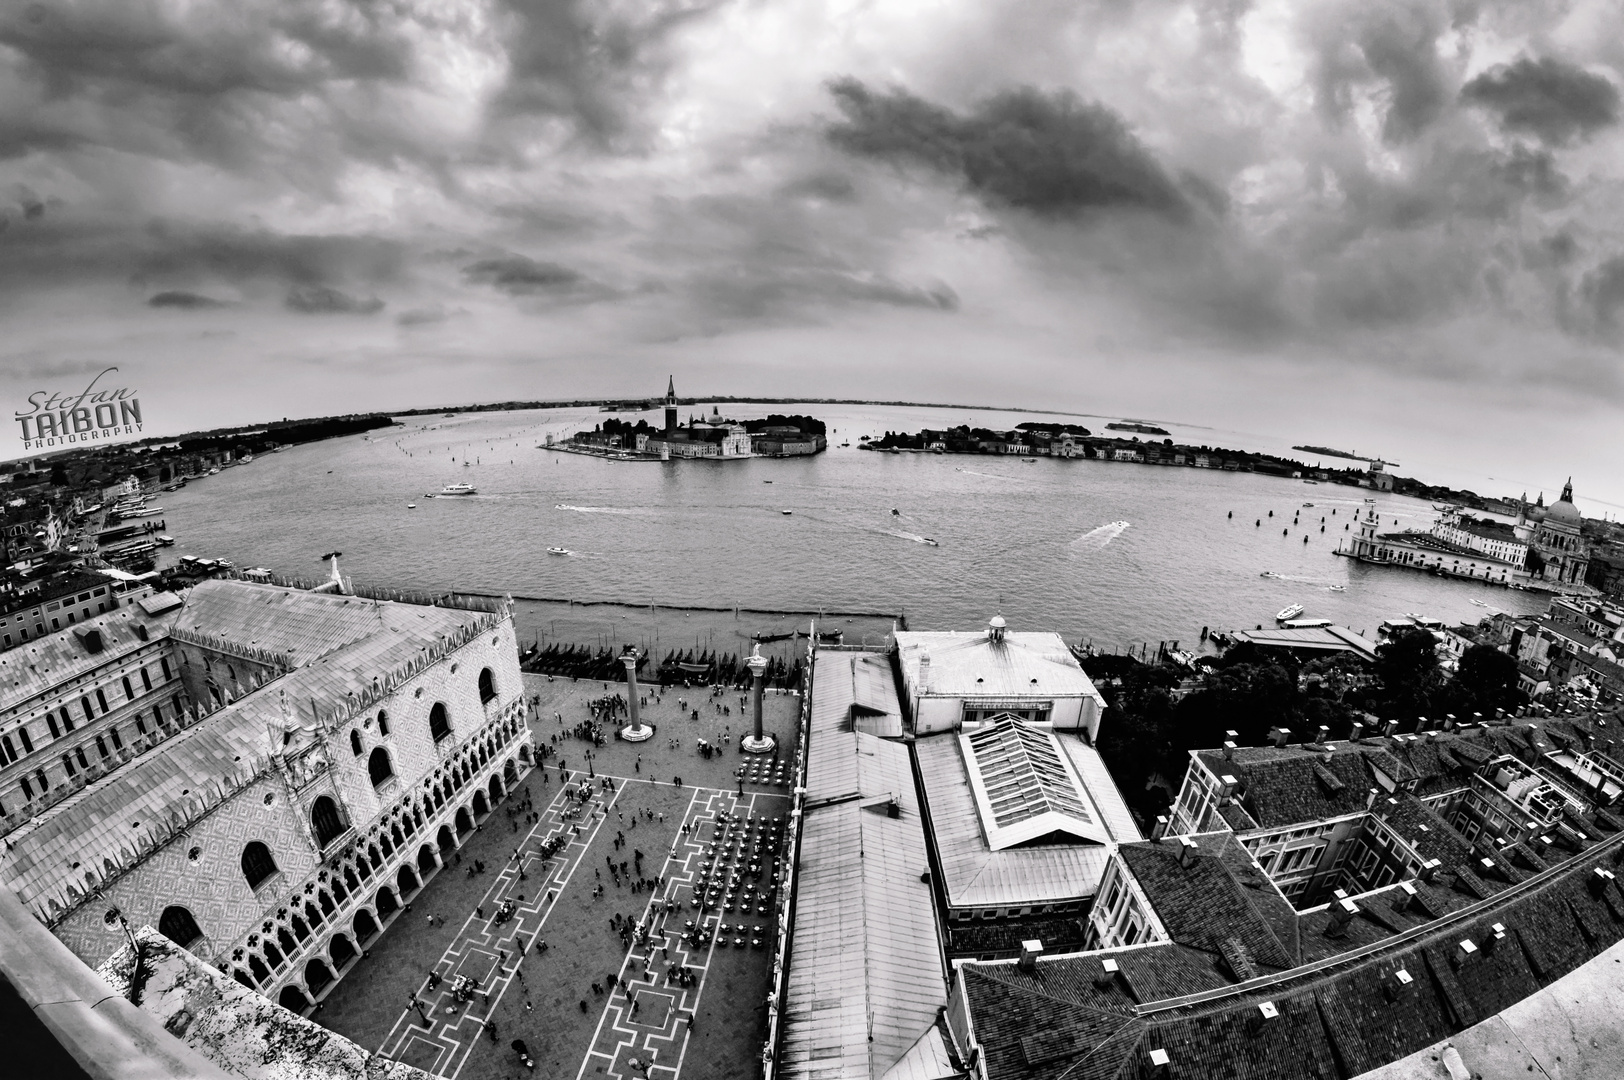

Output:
xmin=0 ymin=577 xmax=532 ymax=1016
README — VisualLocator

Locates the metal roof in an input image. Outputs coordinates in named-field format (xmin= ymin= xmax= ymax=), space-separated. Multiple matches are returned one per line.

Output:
xmin=915 ymin=733 xmax=1122 ymax=910
xmin=1 ymin=603 xmax=182 ymax=715
xmin=894 ymin=630 xmax=1103 ymax=704
xmin=1222 ymin=625 xmax=1378 ymax=661
xmin=782 ymin=796 xmax=946 ymax=1080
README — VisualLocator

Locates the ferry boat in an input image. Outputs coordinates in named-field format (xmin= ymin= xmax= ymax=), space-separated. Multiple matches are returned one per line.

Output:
xmin=1282 ymin=617 xmax=1334 ymax=629
xmin=547 ymin=547 xmax=569 ymax=556
xmin=155 ymin=535 xmax=175 ymax=547
xmin=1276 ymin=604 xmax=1305 ymax=622
xmin=439 ymin=483 xmax=477 ymax=496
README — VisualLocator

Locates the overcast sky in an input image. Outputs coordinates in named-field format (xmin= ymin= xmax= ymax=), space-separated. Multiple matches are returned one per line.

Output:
xmin=2 ymin=0 xmax=1622 ymax=510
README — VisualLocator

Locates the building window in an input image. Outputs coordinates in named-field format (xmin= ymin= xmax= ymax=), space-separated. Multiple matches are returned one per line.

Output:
xmin=109 ymin=727 xmax=122 ymax=751
xmin=16 ymin=727 xmax=30 ymax=754
xmin=377 ymin=711 xmax=390 ymax=737
xmin=160 ymin=657 xmax=172 ymax=681
xmin=0 ymin=736 xmax=15 ymax=766
xmin=21 ymin=776 xmax=34 ymax=800
xmin=479 ymin=668 xmax=496 ymax=704
xmin=96 ymin=689 xmax=108 ymax=713
xmin=60 ymin=708 xmax=74 ymax=733
xmin=351 ymin=730 xmax=363 ymax=757
xmin=81 ymin=698 xmax=94 ymax=723
xmin=311 ymin=796 xmax=345 ymax=846
xmin=159 ymin=906 xmax=203 ymax=949
xmin=429 ymin=703 xmax=451 ymax=743
xmin=34 ymin=769 xmax=47 ymax=793
xmin=122 ymin=676 xmax=134 ymax=701
xmin=135 ymin=713 xmax=148 ymax=736
xmin=368 ymin=748 xmax=394 ymax=787
xmin=62 ymin=753 xmax=76 ymax=778
xmin=241 ymin=842 xmax=278 ymax=889
xmin=95 ymin=735 xmax=109 ymax=759
xmin=75 ymin=747 xmax=88 ymax=771
xmin=141 ymin=668 xmax=153 ymax=692
xmin=46 ymin=715 xmax=60 ymax=740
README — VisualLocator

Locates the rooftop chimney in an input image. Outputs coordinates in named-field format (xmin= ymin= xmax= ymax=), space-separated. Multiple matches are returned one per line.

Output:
xmin=1392 ymin=881 xmax=1419 ymax=912
xmin=1220 ymin=775 xmax=1239 ymax=801
xmin=1148 ymin=1048 xmax=1171 ymax=1078
xmin=1178 ymin=836 xmax=1199 ymax=869
xmin=1349 ymin=721 xmax=1365 ymax=743
xmin=1366 ymin=787 xmax=1379 ymax=811
xmin=1416 ymin=716 xmax=1430 ymax=732
xmin=1247 ymin=1001 xmax=1279 ymax=1036
xmin=1419 ymin=858 xmax=1442 ymax=883
xmin=1223 ymin=739 xmax=1238 ymax=760
xmin=1093 ymin=957 xmax=1120 ymax=989
xmin=1315 ymin=725 xmax=1330 ymax=745
xmin=1452 ymin=939 xmax=1478 ymax=967
xmin=1383 ymin=718 xmax=1400 ymax=737
xmin=1271 ymin=727 xmax=1291 ymax=748
xmin=1443 ymin=714 xmax=1457 ymax=732
xmin=1485 ymin=922 xmax=1507 ymax=954
xmin=1589 ymin=867 xmax=1615 ymax=897
xmin=1383 ymin=967 xmax=1414 ymax=1002
xmin=1151 ymin=815 xmax=1170 ymax=841
xmin=1018 ymin=939 xmax=1043 ymax=972
xmin=1325 ymin=897 xmax=1359 ymax=937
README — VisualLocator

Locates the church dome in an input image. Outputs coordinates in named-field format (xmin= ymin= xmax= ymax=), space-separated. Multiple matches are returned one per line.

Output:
xmin=1545 ymin=479 xmax=1582 ymax=527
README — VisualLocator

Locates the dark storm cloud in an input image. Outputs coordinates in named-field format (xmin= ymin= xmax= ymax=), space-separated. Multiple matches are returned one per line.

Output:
xmin=1462 ymin=57 xmax=1621 ymax=145
xmin=488 ymin=0 xmax=722 ymax=146
xmin=285 ymin=284 xmax=384 ymax=314
xmin=1581 ymin=257 xmax=1624 ymax=336
xmin=1357 ymin=9 xmax=1452 ymax=143
xmin=148 ymin=290 xmax=227 ymax=309
xmin=824 ymin=78 xmax=1197 ymax=219
xmin=463 ymin=256 xmax=583 ymax=293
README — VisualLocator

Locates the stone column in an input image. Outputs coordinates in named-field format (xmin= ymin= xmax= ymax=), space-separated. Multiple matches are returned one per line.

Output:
xmin=741 ymin=646 xmax=775 ymax=754
xmin=619 ymin=652 xmax=653 ymax=743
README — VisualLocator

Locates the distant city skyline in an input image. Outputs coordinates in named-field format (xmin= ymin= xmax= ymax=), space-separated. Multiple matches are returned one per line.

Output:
xmin=3 ymin=0 xmax=1623 ymax=509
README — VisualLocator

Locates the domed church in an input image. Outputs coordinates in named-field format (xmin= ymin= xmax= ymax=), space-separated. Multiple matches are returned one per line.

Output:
xmin=1514 ymin=479 xmax=1590 ymax=586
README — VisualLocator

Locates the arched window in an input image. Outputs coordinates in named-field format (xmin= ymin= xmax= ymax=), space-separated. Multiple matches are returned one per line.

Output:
xmin=429 ymin=703 xmax=451 ymax=743
xmin=368 ymin=747 xmax=394 ymax=787
xmin=478 ymin=668 xmax=496 ymax=704
xmin=241 ymin=842 xmax=277 ymax=889
xmin=158 ymin=905 xmax=203 ymax=949
xmin=350 ymin=730 xmax=363 ymax=757
xmin=311 ymin=796 xmax=344 ymax=846
xmin=377 ymin=710 xmax=390 ymax=736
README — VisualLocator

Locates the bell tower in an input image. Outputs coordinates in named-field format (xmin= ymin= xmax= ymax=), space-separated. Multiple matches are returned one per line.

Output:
xmin=664 ymin=376 xmax=677 ymax=433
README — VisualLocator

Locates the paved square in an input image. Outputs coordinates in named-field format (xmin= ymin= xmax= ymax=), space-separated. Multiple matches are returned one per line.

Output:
xmin=314 ymin=672 xmax=801 ymax=1080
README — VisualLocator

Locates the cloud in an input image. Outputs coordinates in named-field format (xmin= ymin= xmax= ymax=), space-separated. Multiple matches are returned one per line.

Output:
xmin=1462 ymin=56 xmax=1621 ymax=145
xmin=148 ymin=290 xmax=228 ymax=309
xmin=285 ymin=284 xmax=384 ymax=314
xmin=462 ymin=256 xmax=583 ymax=294
xmin=824 ymin=78 xmax=1197 ymax=219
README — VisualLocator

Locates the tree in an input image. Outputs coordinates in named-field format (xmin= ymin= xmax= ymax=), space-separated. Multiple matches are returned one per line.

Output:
xmin=1447 ymin=644 xmax=1524 ymax=717
xmin=49 ymin=464 xmax=68 ymax=486
xmin=1374 ymin=627 xmax=1443 ymax=719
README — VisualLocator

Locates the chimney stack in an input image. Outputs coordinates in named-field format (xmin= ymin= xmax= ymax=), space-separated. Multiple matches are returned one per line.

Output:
xmin=1443 ymin=714 xmax=1456 ymax=732
xmin=1151 ymin=815 xmax=1170 ymax=841
xmin=1416 ymin=716 xmax=1430 ymax=732
xmin=1485 ymin=922 xmax=1507 ymax=954
xmin=1326 ymin=897 xmax=1358 ymax=937
xmin=1419 ymin=858 xmax=1442 ymax=883
xmin=1247 ymin=1001 xmax=1279 ymax=1036
xmin=1349 ymin=720 xmax=1365 ymax=743
xmin=1018 ymin=939 xmax=1043 ymax=972
xmin=1271 ymin=727 xmax=1290 ymax=748
xmin=1383 ymin=718 xmax=1400 ymax=737
xmin=1392 ymin=880 xmax=1418 ymax=912
xmin=1452 ymin=939 xmax=1478 ymax=968
xmin=1093 ymin=957 xmax=1120 ymax=989
xmin=1315 ymin=725 xmax=1329 ymax=745
xmin=1178 ymin=836 xmax=1199 ymax=869
xmin=1223 ymin=739 xmax=1238 ymax=760
xmin=1383 ymin=967 xmax=1414 ymax=1002
xmin=1148 ymin=1048 xmax=1171 ymax=1078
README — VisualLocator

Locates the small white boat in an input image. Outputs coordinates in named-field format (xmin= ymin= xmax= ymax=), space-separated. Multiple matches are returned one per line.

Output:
xmin=440 ymin=483 xmax=477 ymax=496
xmin=1328 ymin=584 xmax=1345 ymax=592
xmin=1260 ymin=571 xmax=1277 ymax=578
xmin=547 ymin=547 xmax=569 ymax=556
xmin=1282 ymin=618 xmax=1334 ymax=629
xmin=922 ymin=538 xmax=939 ymax=546
xmin=781 ymin=510 xmax=792 ymax=515
xmin=407 ymin=503 xmax=417 ymax=509
xmin=1302 ymin=502 xmax=1314 ymax=507
xmin=1276 ymin=604 xmax=1305 ymax=622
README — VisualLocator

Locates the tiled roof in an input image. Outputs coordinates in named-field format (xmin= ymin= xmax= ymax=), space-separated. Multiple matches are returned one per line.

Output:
xmin=0 ymin=601 xmax=181 ymax=712
xmin=1196 ymin=746 xmax=1373 ymax=829
xmin=1118 ymin=834 xmax=1298 ymax=973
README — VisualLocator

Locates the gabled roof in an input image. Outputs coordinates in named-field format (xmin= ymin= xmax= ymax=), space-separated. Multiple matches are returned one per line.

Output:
xmin=916 ymin=731 xmax=1135 ymax=909
xmin=0 ymin=601 xmax=181 ymax=713
xmin=961 ymin=720 xmax=1106 ymax=850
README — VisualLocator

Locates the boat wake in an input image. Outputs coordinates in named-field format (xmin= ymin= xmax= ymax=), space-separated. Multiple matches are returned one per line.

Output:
xmin=954 ymin=467 xmax=1028 ymax=483
xmin=554 ymin=504 xmax=638 ymax=516
xmin=1261 ymin=572 xmax=1342 ymax=586
xmin=1071 ymin=522 xmax=1130 ymax=549
xmin=879 ymin=528 xmax=934 ymax=545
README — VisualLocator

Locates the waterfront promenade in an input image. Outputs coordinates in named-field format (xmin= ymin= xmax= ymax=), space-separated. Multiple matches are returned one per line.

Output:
xmin=313 ymin=672 xmax=799 ymax=1080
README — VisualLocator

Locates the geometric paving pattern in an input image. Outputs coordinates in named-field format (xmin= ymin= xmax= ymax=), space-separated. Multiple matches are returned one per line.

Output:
xmin=576 ymin=787 xmax=782 ymax=1080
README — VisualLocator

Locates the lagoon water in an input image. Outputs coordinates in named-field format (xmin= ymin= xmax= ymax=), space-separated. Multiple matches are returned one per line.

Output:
xmin=152 ymin=404 xmax=1548 ymax=652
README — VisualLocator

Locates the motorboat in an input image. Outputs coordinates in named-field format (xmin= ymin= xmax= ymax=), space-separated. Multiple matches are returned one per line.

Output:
xmin=440 ymin=483 xmax=477 ymax=496
xmin=155 ymin=535 xmax=175 ymax=547
xmin=780 ymin=510 xmax=792 ymax=515
xmin=1276 ymin=604 xmax=1305 ymax=622
xmin=922 ymin=538 xmax=939 ymax=546
xmin=1328 ymin=584 xmax=1345 ymax=592
xmin=1302 ymin=502 xmax=1314 ymax=507
xmin=407 ymin=503 xmax=417 ymax=509
xmin=547 ymin=547 xmax=569 ymax=556
xmin=1260 ymin=571 xmax=1277 ymax=578
xmin=1282 ymin=618 xmax=1334 ymax=629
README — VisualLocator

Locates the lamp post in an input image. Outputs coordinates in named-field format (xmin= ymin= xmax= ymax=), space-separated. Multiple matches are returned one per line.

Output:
xmin=741 ymin=646 xmax=775 ymax=755
xmin=619 ymin=650 xmax=653 ymax=743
